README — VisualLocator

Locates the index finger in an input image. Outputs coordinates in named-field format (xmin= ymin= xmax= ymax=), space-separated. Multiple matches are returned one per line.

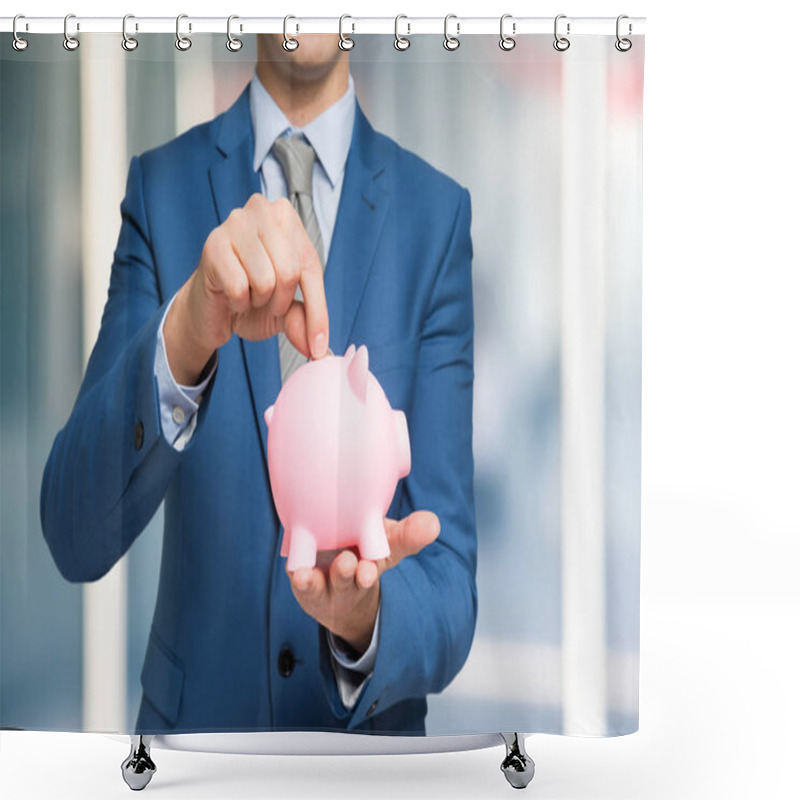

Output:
xmin=298 ymin=257 xmax=329 ymax=360
xmin=278 ymin=202 xmax=329 ymax=360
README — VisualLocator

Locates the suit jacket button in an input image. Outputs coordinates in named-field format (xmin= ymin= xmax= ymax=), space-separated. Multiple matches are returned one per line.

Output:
xmin=366 ymin=699 xmax=379 ymax=717
xmin=278 ymin=646 xmax=295 ymax=677
xmin=134 ymin=421 xmax=145 ymax=451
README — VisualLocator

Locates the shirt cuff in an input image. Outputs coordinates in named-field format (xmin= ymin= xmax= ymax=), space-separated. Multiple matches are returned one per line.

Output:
xmin=325 ymin=603 xmax=381 ymax=710
xmin=154 ymin=293 xmax=218 ymax=451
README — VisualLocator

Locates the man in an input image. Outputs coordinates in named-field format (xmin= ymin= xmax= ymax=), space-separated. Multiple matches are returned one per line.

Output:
xmin=41 ymin=33 xmax=476 ymax=735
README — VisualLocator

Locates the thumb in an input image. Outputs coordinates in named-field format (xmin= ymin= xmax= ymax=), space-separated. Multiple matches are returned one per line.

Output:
xmin=380 ymin=511 xmax=440 ymax=574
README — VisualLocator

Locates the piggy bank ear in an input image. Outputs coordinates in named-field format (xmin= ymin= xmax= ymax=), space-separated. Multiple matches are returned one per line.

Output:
xmin=347 ymin=345 xmax=369 ymax=402
xmin=344 ymin=343 xmax=357 ymax=363
xmin=264 ymin=406 xmax=274 ymax=426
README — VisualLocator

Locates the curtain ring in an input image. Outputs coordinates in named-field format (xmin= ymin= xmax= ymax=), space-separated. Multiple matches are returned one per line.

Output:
xmin=499 ymin=13 xmax=515 ymax=51
xmin=553 ymin=14 xmax=570 ymax=52
xmin=339 ymin=14 xmax=354 ymax=51
xmin=122 ymin=14 xmax=138 ymax=51
xmin=63 ymin=14 xmax=80 ymax=51
xmin=615 ymin=14 xmax=632 ymax=52
xmin=12 ymin=14 xmax=29 ymax=52
xmin=283 ymin=15 xmax=299 ymax=51
xmin=394 ymin=15 xmax=410 ymax=51
xmin=227 ymin=15 xmax=243 ymax=52
xmin=443 ymin=14 xmax=460 ymax=51
xmin=175 ymin=14 xmax=192 ymax=51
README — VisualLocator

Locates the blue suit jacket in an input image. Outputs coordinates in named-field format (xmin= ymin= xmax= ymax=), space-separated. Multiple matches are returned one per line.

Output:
xmin=41 ymin=85 xmax=477 ymax=735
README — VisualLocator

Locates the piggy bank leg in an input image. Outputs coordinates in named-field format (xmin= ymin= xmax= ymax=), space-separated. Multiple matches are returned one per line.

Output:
xmin=358 ymin=513 xmax=390 ymax=561
xmin=286 ymin=525 xmax=317 ymax=571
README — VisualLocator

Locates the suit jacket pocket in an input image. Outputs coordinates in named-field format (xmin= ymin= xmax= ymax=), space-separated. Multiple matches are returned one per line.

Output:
xmin=140 ymin=629 xmax=185 ymax=726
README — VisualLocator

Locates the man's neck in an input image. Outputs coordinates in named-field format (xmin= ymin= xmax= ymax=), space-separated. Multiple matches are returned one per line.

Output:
xmin=255 ymin=61 xmax=349 ymax=128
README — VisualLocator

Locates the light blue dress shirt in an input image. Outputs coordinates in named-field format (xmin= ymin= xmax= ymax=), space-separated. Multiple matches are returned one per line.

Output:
xmin=153 ymin=72 xmax=378 ymax=709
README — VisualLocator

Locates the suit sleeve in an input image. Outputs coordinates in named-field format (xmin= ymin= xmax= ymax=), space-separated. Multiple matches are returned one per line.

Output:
xmin=40 ymin=155 xmax=216 ymax=583
xmin=321 ymin=187 xmax=478 ymax=730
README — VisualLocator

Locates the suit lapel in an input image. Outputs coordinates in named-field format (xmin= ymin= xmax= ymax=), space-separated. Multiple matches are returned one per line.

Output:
xmin=324 ymin=102 xmax=390 ymax=354
xmin=209 ymin=86 xmax=281 ymax=469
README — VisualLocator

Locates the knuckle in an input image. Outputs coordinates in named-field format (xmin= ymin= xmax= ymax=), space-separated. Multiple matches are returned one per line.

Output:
xmin=202 ymin=227 xmax=225 ymax=264
xmin=206 ymin=225 xmax=224 ymax=250
xmin=246 ymin=192 xmax=265 ymax=211
xmin=246 ymin=194 xmax=269 ymax=220
xmin=229 ymin=208 xmax=254 ymax=238
xmin=276 ymin=256 xmax=300 ymax=287
xmin=261 ymin=265 xmax=276 ymax=293
xmin=251 ymin=272 xmax=274 ymax=305
xmin=225 ymin=268 xmax=247 ymax=298
xmin=227 ymin=207 xmax=245 ymax=227
xmin=231 ymin=280 xmax=249 ymax=306
xmin=273 ymin=196 xmax=294 ymax=221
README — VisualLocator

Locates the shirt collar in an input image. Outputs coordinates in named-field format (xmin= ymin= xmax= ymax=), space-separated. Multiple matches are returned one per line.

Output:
xmin=250 ymin=72 xmax=356 ymax=188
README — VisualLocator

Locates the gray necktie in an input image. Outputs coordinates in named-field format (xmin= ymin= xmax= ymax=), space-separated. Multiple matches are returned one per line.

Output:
xmin=271 ymin=134 xmax=326 ymax=385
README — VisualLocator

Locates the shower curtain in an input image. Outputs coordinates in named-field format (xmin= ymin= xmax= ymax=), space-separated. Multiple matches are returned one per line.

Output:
xmin=0 ymin=20 xmax=644 ymax=746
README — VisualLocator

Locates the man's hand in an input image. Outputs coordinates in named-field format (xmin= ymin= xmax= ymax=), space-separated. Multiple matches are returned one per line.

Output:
xmin=164 ymin=194 xmax=329 ymax=385
xmin=287 ymin=511 xmax=441 ymax=656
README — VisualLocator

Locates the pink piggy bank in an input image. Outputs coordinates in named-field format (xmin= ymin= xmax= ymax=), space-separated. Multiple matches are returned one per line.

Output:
xmin=264 ymin=344 xmax=411 ymax=571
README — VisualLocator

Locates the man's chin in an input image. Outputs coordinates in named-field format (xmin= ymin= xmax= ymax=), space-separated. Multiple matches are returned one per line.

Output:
xmin=258 ymin=34 xmax=343 ymax=80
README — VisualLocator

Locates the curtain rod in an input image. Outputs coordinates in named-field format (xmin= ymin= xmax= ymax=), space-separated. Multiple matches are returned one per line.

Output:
xmin=1 ymin=15 xmax=646 ymax=37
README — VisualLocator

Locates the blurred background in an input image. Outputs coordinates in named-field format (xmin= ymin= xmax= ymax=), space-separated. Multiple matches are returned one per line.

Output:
xmin=0 ymin=33 xmax=642 ymax=736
